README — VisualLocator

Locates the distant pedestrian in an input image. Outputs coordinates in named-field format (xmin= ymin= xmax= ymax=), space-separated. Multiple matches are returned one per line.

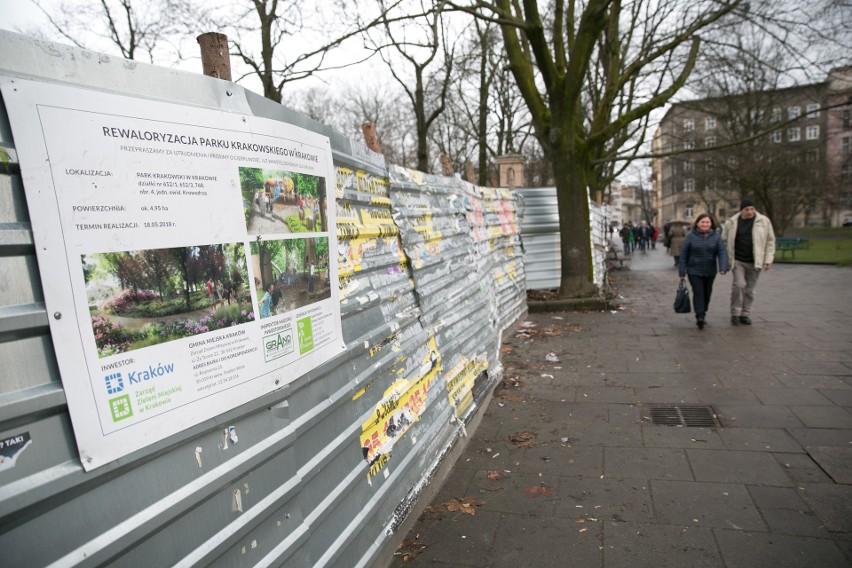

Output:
xmin=722 ymin=198 xmax=776 ymax=325
xmin=668 ymin=223 xmax=686 ymax=267
xmin=679 ymin=214 xmax=729 ymax=329
xmin=619 ymin=224 xmax=632 ymax=255
xmin=650 ymin=226 xmax=658 ymax=250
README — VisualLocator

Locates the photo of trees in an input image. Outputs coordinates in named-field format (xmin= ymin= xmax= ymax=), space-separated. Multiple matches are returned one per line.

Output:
xmin=83 ymin=243 xmax=253 ymax=357
xmin=250 ymin=237 xmax=331 ymax=319
xmin=240 ymin=167 xmax=327 ymax=235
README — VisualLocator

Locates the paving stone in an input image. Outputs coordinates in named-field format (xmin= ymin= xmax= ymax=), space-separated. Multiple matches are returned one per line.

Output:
xmin=713 ymin=404 xmax=804 ymax=429
xmin=603 ymin=522 xmax=722 ymax=568
xmin=608 ymin=404 xmax=643 ymax=426
xmin=746 ymin=486 xmax=827 ymax=538
xmin=604 ymin=447 xmax=693 ymax=480
xmin=789 ymin=406 xmax=852 ymax=429
xmin=573 ymin=386 xmax=637 ymax=403
xmin=491 ymin=515 xmax=602 ymax=568
xmin=718 ymin=428 xmax=804 ymax=453
xmin=786 ymin=428 xmax=852 ymax=448
xmin=557 ymin=476 xmax=653 ymax=522
xmin=398 ymin=509 xmax=502 ymax=567
xmin=467 ymin=471 xmax=559 ymax=516
xmin=805 ymin=446 xmax=852 ymax=484
xmin=797 ymin=484 xmax=852 ymax=533
xmin=650 ymin=479 xmax=766 ymax=530
xmin=818 ymin=389 xmax=852 ymax=407
xmin=633 ymin=387 xmax=704 ymax=404
xmin=752 ymin=388 xmax=833 ymax=406
xmin=772 ymin=453 xmax=834 ymax=484
xmin=686 ymin=449 xmax=793 ymax=486
xmin=560 ymin=422 xmax=643 ymax=447
xmin=692 ymin=387 xmax=760 ymax=406
xmin=778 ymin=375 xmax=852 ymax=389
xmin=517 ymin=445 xmax=603 ymax=477
xmin=642 ymin=426 xmax=726 ymax=450
xmin=714 ymin=529 xmax=849 ymax=568
xmin=785 ymin=361 xmax=852 ymax=376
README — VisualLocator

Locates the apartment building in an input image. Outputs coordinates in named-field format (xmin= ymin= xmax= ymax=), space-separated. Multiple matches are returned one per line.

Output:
xmin=652 ymin=67 xmax=852 ymax=228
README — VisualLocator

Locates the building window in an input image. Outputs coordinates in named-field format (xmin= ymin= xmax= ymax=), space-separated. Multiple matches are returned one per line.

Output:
xmin=788 ymin=106 xmax=801 ymax=120
xmin=788 ymin=127 xmax=801 ymax=142
xmin=750 ymin=110 xmax=764 ymax=123
xmin=770 ymin=107 xmax=782 ymax=122
xmin=684 ymin=204 xmax=694 ymax=218
xmin=719 ymin=208 xmax=727 ymax=219
xmin=705 ymin=117 xmax=716 ymax=130
xmin=705 ymin=136 xmax=716 ymax=147
xmin=806 ymin=125 xmax=820 ymax=140
xmin=683 ymin=160 xmax=694 ymax=173
xmin=771 ymin=130 xmax=782 ymax=143
xmin=683 ymin=139 xmax=695 ymax=150
xmin=844 ymin=110 xmax=851 ymax=129
xmin=728 ymin=156 xmax=738 ymax=168
xmin=805 ymin=150 xmax=819 ymax=163
xmin=843 ymin=137 xmax=851 ymax=155
xmin=683 ymin=118 xmax=694 ymax=132
xmin=684 ymin=178 xmax=695 ymax=192
xmin=805 ymin=103 xmax=820 ymax=117
xmin=706 ymin=178 xmax=716 ymax=191
xmin=706 ymin=158 xmax=716 ymax=172
xmin=842 ymin=165 xmax=852 ymax=183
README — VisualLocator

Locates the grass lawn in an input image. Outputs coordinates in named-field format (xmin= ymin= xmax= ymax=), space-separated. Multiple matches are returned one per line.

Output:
xmin=777 ymin=228 xmax=852 ymax=266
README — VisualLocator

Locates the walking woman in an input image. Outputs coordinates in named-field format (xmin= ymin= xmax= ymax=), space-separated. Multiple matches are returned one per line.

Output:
xmin=678 ymin=214 xmax=729 ymax=329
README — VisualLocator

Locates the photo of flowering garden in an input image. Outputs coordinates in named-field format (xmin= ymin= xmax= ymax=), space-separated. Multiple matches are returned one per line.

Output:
xmin=83 ymin=242 xmax=253 ymax=358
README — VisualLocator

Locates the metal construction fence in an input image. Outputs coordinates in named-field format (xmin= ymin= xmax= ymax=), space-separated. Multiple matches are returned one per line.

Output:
xmin=0 ymin=31 xmax=525 ymax=568
xmin=515 ymin=187 xmax=610 ymax=290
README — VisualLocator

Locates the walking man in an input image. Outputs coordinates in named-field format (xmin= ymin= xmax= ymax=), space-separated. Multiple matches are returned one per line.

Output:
xmin=722 ymin=198 xmax=775 ymax=325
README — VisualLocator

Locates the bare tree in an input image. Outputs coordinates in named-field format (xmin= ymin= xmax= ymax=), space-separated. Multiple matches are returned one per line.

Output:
xmin=31 ymin=0 xmax=186 ymax=63
xmin=444 ymin=0 xmax=743 ymax=297
xmin=681 ymin=3 xmax=849 ymax=233
xmin=364 ymin=0 xmax=459 ymax=172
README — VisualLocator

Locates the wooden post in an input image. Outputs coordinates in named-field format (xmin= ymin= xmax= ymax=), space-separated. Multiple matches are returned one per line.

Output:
xmin=361 ymin=122 xmax=382 ymax=154
xmin=197 ymin=33 xmax=232 ymax=81
xmin=440 ymin=153 xmax=453 ymax=176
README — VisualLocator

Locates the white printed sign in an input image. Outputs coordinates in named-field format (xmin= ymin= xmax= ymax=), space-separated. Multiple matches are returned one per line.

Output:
xmin=2 ymin=80 xmax=345 ymax=470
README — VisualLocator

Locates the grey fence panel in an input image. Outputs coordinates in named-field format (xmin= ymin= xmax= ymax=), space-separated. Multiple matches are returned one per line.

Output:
xmin=0 ymin=31 xmax=526 ymax=568
xmin=516 ymin=187 xmax=608 ymax=290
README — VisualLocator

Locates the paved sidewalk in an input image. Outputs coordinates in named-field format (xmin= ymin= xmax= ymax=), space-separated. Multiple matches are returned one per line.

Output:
xmin=393 ymin=248 xmax=852 ymax=567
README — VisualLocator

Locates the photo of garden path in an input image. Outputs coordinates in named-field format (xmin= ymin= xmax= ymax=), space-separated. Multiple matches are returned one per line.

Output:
xmin=251 ymin=236 xmax=331 ymax=319
xmin=84 ymin=243 xmax=254 ymax=358
xmin=240 ymin=167 xmax=327 ymax=236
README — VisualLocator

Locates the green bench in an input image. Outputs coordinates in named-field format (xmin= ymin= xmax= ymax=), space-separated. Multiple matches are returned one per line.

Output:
xmin=776 ymin=237 xmax=808 ymax=259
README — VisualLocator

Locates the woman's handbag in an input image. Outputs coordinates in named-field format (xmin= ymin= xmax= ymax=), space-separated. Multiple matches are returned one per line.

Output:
xmin=673 ymin=278 xmax=691 ymax=313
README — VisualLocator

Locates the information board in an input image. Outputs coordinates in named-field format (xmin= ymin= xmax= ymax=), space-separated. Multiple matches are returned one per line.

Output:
xmin=2 ymin=80 xmax=345 ymax=470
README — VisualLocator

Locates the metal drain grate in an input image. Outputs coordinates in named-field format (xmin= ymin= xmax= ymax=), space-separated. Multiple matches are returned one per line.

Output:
xmin=649 ymin=405 xmax=720 ymax=427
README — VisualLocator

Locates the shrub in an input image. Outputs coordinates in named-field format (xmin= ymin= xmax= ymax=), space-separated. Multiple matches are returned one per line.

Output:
xmin=92 ymin=316 xmax=141 ymax=357
xmin=102 ymin=289 xmax=160 ymax=315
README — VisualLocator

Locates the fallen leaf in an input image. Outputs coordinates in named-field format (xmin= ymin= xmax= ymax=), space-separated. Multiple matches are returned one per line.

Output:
xmin=443 ymin=497 xmax=484 ymax=516
xmin=396 ymin=539 xmax=428 ymax=562
xmin=521 ymin=485 xmax=552 ymax=498
xmin=486 ymin=470 xmax=504 ymax=481
xmin=495 ymin=391 xmax=525 ymax=402
xmin=500 ymin=346 xmax=513 ymax=353
xmin=509 ymin=431 xmax=536 ymax=447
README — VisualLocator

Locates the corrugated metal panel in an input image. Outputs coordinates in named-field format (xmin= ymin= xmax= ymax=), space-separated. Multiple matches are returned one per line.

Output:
xmin=516 ymin=187 xmax=609 ymax=290
xmin=0 ymin=30 xmax=527 ymax=568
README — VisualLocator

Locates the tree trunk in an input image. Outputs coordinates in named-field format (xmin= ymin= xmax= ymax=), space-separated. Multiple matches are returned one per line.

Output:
xmin=553 ymin=148 xmax=597 ymax=298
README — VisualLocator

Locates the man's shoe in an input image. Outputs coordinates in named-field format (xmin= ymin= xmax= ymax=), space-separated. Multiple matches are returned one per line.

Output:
xmin=730 ymin=316 xmax=739 ymax=325
xmin=739 ymin=316 xmax=752 ymax=325
xmin=697 ymin=318 xmax=705 ymax=329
